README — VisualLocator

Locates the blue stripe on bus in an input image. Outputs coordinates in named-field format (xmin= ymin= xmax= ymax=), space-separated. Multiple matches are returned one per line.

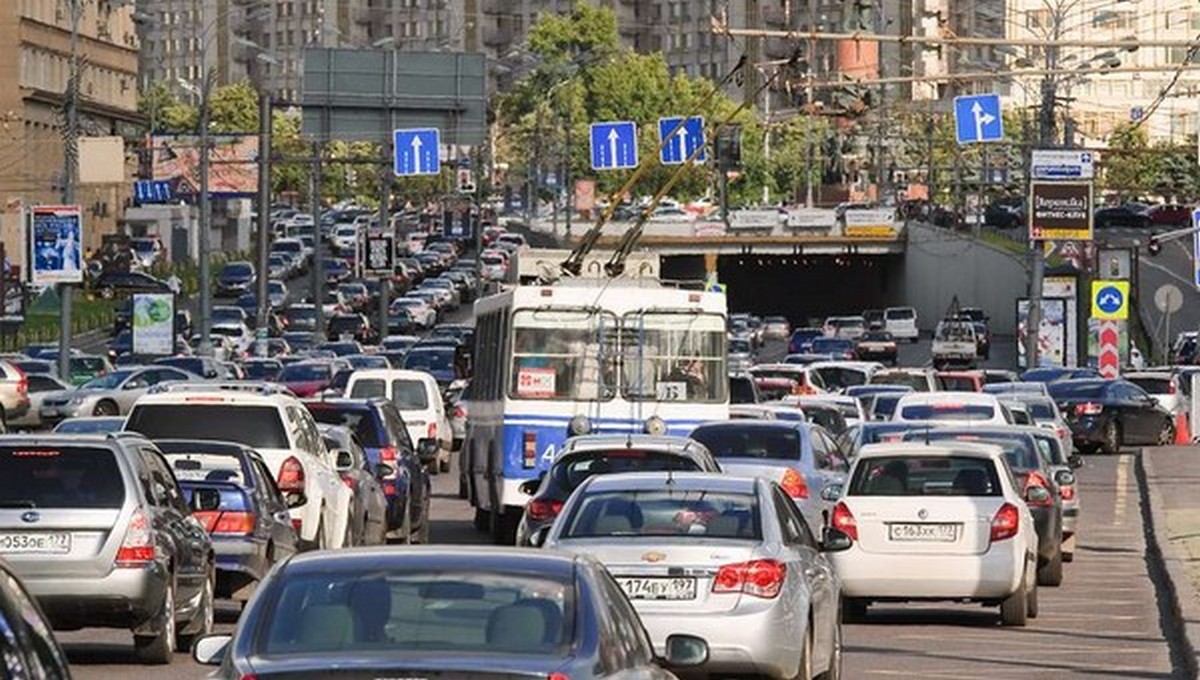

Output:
xmin=498 ymin=420 xmax=705 ymax=478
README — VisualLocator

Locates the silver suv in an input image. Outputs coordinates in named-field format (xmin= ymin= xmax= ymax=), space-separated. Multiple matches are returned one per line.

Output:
xmin=0 ymin=434 xmax=214 ymax=664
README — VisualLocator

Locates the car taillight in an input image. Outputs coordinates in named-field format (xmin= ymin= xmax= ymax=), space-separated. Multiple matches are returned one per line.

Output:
xmin=712 ymin=559 xmax=786 ymax=598
xmin=341 ymin=475 xmax=358 ymax=491
xmin=831 ymin=502 xmax=857 ymax=541
xmin=526 ymin=498 xmax=563 ymax=521
xmin=523 ymin=431 xmax=537 ymax=469
xmin=277 ymin=456 xmax=305 ymax=493
xmin=13 ymin=365 xmax=26 ymax=396
xmin=1060 ymin=484 xmax=1076 ymax=501
xmin=1075 ymin=402 xmax=1103 ymax=416
xmin=115 ymin=508 xmax=156 ymax=567
xmin=453 ymin=404 xmax=466 ymax=419
xmin=195 ymin=510 xmax=255 ymax=535
xmin=991 ymin=502 xmax=1020 ymax=542
xmin=1169 ymin=382 xmax=1178 ymax=395
xmin=427 ymin=422 xmax=438 ymax=439
xmin=780 ymin=468 xmax=809 ymax=499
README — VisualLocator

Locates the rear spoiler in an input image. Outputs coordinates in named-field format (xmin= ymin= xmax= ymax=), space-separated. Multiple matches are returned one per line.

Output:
xmin=149 ymin=381 xmax=296 ymax=397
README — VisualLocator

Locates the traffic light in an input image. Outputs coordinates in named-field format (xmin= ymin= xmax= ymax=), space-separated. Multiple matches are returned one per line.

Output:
xmin=1147 ymin=235 xmax=1162 ymax=256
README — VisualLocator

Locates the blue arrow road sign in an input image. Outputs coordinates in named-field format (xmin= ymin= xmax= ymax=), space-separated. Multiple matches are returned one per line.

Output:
xmin=393 ymin=128 xmax=441 ymax=177
xmin=1096 ymin=285 xmax=1125 ymax=315
xmin=133 ymin=180 xmax=173 ymax=204
xmin=590 ymin=121 xmax=638 ymax=170
xmin=953 ymin=94 xmax=1004 ymax=144
xmin=658 ymin=116 xmax=706 ymax=165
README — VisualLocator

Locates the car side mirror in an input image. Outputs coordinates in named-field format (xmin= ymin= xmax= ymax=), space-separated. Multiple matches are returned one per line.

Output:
xmin=375 ymin=463 xmax=395 ymax=479
xmin=820 ymin=484 xmax=843 ymax=502
xmin=662 ymin=634 xmax=709 ymax=668
xmin=1068 ymin=455 xmax=1084 ymax=470
xmin=529 ymin=525 xmax=552 ymax=548
xmin=191 ymin=633 xmax=232 ymax=665
xmin=285 ymin=491 xmax=307 ymax=509
xmin=417 ymin=438 xmax=438 ymax=464
xmin=821 ymin=527 xmax=854 ymax=552
xmin=334 ymin=450 xmax=354 ymax=472
xmin=1054 ymin=470 xmax=1076 ymax=487
xmin=189 ymin=488 xmax=221 ymax=512
xmin=519 ymin=472 xmax=546 ymax=496
xmin=1025 ymin=485 xmax=1052 ymax=505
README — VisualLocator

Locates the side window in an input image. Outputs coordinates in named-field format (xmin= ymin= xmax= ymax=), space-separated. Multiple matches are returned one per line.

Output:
xmin=297 ymin=410 xmax=325 ymax=458
xmin=253 ymin=460 xmax=287 ymax=506
xmin=27 ymin=376 xmax=59 ymax=393
xmin=598 ymin=572 xmax=655 ymax=667
xmin=384 ymin=406 xmax=414 ymax=451
xmin=0 ymin=570 xmax=69 ymax=676
xmin=141 ymin=448 xmax=188 ymax=514
xmin=822 ymin=430 xmax=850 ymax=472
xmin=809 ymin=429 xmax=831 ymax=470
xmin=771 ymin=488 xmax=804 ymax=545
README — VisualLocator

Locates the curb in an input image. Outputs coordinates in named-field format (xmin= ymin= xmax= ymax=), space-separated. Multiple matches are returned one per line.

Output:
xmin=1138 ymin=451 xmax=1200 ymax=679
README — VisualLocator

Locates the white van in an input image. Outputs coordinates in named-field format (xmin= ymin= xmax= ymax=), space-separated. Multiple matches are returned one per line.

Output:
xmin=345 ymin=369 xmax=453 ymax=474
xmin=884 ymin=307 xmax=920 ymax=342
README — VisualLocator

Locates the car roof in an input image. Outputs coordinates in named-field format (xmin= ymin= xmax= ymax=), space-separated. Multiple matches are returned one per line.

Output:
xmin=692 ymin=419 xmax=806 ymax=432
xmin=582 ymin=471 xmax=759 ymax=494
xmin=349 ymin=368 xmax=436 ymax=382
xmin=559 ymin=434 xmax=708 ymax=458
xmin=283 ymin=546 xmax=581 ymax=577
xmin=896 ymin=392 xmax=999 ymax=405
xmin=857 ymin=441 xmax=1005 ymax=460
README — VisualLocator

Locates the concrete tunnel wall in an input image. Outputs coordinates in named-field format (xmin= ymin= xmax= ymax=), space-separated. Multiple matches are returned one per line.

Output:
xmin=899 ymin=223 xmax=1030 ymax=336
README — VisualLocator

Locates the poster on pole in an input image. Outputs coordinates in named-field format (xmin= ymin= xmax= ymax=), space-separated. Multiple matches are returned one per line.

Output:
xmin=1029 ymin=181 xmax=1093 ymax=241
xmin=363 ymin=234 xmax=395 ymax=276
xmin=1044 ymin=277 xmax=1079 ymax=367
xmin=131 ymin=294 xmax=175 ymax=356
xmin=1016 ymin=297 xmax=1068 ymax=369
xmin=28 ymin=205 xmax=84 ymax=285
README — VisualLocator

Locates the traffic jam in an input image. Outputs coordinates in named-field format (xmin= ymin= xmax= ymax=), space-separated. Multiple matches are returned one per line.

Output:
xmin=0 ymin=207 xmax=1189 ymax=679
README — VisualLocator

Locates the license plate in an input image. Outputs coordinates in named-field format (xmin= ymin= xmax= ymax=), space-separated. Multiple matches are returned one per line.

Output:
xmin=0 ymin=532 xmax=72 ymax=554
xmin=888 ymin=523 xmax=959 ymax=542
xmin=616 ymin=577 xmax=696 ymax=601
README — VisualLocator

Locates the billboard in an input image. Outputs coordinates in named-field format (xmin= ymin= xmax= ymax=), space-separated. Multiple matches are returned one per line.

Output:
xmin=131 ymin=294 xmax=175 ymax=356
xmin=28 ymin=205 xmax=84 ymax=285
xmin=1029 ymin=181 xmax=1093 ymax=241
xmin=1044 ymin=276 xmax=1079 ymax=367
xmin=151 ymin=135 xmax=259 ymax=197
xmin=1017 ymin=297 xmax=1068 ymax=369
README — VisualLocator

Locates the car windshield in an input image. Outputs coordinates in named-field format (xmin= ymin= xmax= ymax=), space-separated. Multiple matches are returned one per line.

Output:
xmin=131 ymin=239 xmax=155 ymax=252
xmin=0 ymin=446 xmax=126 ymax=509
xmin=258 ymin=570 xmax=572 ymax=656
xmin=126 ymin=404 xmax=289 ymax=449
xmin=405 ymin=349 xmax=454 ymax=373
xmin=224 ymin=263 xmax=252 ymax=276
xmin=280 ymin=363 xmax=332 ymax=382
xmin=899 ymin=403 xmax=996 ymax=421
xmin=729 ymin=339 xmax=752 ymax=354
xmin=244 ymin=361 xmax=282 ymax=380
xmin=551 ymin=451 xmax=705 ymax=494
xmin=939 ymin=376 xmax=977 ymax=391
xmin=886 ymin=309 xmax=915 ymax=320
xmin=690 ymin=426 xmax=801 ymax=460
xmin=80 ymin=369 xmax=137 ymax=390
xmin=1047 ymin=381 xmax=1107 ymax=400
xmin=849 ymin=456 xmax=1001 ymax=496
xmin=561 ymin=489 xmax=761 ymax=540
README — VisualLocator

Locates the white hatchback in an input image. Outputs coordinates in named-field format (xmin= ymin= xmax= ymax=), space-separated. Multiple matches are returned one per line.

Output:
xmin=884 ymin=307 xmax=920 ymax=342
xmin=829 ymin=442 xmax=1040 ymax=626
xmin=345 ymin=369 xmax=453 ymax=473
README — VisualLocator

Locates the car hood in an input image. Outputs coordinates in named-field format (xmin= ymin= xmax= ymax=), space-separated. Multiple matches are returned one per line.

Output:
xmin=41 ymin=388 xmax=105 ymax=406
xmin=243 ymin=652 xmax=567 ymax=679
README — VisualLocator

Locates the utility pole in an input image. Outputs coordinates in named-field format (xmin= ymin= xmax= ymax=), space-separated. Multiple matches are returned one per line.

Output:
xmin=58 ymin=0 xmax=83 ymax=379
xmin=310 ymin=142 xmax=324 ymax=342
xmin=564 ymin=110 xmax=573 ymax=236
xmin=805 ymin=0 xmax=816 ymax=208
xmin=255 ymin=92 xmax=271 ymax=352
xmin=196 ymin=68 xmax=215 ymax=356
xmin=377 ymin=147 xmax=390 ymax=342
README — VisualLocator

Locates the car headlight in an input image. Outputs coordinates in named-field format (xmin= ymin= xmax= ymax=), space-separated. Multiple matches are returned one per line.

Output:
xmin=68 ymin=395 xmax=88 ymax=406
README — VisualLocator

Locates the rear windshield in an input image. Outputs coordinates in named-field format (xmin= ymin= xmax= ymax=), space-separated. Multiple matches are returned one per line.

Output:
xmin=906 ymin=433 xmax=1041 ymax=472
xmin=280 ymin=364 xmax=332 ymax=382
xmin=260 ymin=570 xmax=572 ymax=656
xmin=849 ymin=456 xmax=1001 ymax=496
xmin=0 ymin=447 xmax=125 ymax=509
xmin=551 ymin=451 xmax=704 ymax=494
xmin=811 ymin=338 xmax=852 ymax=352
xmin=729 ymin=377 xmax=757 ymax=404
xmin=1128 ymin=377 xmax=1171 ymax=395
xmin=885 ymin=309 xmax=915 ymax=320
xmin=164 ymin=452 xmax=247 ymax=485
xmin=689 ymin=426 xmax=801 ymax=460
xmin=307 ymin=406 xmax=388 ymax=448
xmin=870 ymin=394 xmax=902 ymax=419
xmin=899 ymin=404 xmax=995 ymax=421
xmin=1047 ymin=382 xmax=1107 ymax=400
xmin=872 ymin=372 xmax=931 ymax=391
xmin=939 ymin=377 xmax=978 ymax=392
xmin=126 ymin=404 xmax=289 ymax=449
xmin=561 ymin=490 xmax=761 ymax=540
xmin=348 ymin=378 xmax=431 ymax=411
xmin=328 ymin=317 xmax=363 ymax=333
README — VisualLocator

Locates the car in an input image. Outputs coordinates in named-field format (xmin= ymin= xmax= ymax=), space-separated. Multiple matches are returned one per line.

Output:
xmin=931 ymin=318 xmax=977 ymax=369
xmin=267 ymin=253 xmax=292 ymax=280
xmin=855 ymin=330 xmax=898 ymax=366
xmin=984 ymin=196 xmax=1026 ymax=229
xmin=892 ymin=392 xmax=1011 ymax=426
xmin=1125 ymin=371 xmax=1185 ymax=416
xmin=0 ymin=433 xmax=216 ymax=663
xmin=973 ymin=321 xmax=992 ymax=359
xmin=871 ymin=368 xmax=941 ymax=392
xmin=402 ymin=346 xmax=463 ymax=388
xmin=267 ymin=279 xmax=289 ymax=310
xmin=884 ymin=306 xmax=920 ymax=342
xmin=997 ymin=393 xmax=1073 ymax=454
xmin=729 ymin=371 xmax=760 ymax=404
xmin=0 ymin=557 xmax=72 ymax=675
xmin=543 ymin=472 xmax=847 ymax=680
xmin=305 ymin=398 xmax=432 ymax=543
xmin=829 ymin=442 xmax=1039 ymax=626
xmin=318 ymin=424 xmax=390 ymax=546
xmin=689 ymin=420 xmax=849 ymax=536
xmin=900 ymin=428 xmax=1066 ymax=586
xmin=514 ymin=434 xmax=722 ymax=546
xmin=1048 ymin=378 xmax=1176 ymax=454
xmin=345 ymin=369 xmax=452 ymax=474
xmin=276 ymin=360 xmax=346 ymax=398
xmin=130 ymin=236 xmax=165 ymax=268
xmin=158 ymin=440 xmax=300 ymax=603
xmin=1094 ymin=201 xmax=1151 ymax=229
xmin=762 ymin=315 xmax=791 ymax=340
xmin=38 ymin=366 xmax=202 ymax=426
xmin=190 ymin=547 xmax=712 ymax=679
xmin=788 ymin=327 xmax=824 ymax=354
xmin=91 ymin=270 xmax=173 ymax=298
xmin=981 ymin=369 xmax=1020 ymax=384
xmin=323 ymin=258 xmax=351 ymax=285
xmin=215 ymin=261 xmax=256 ymax=298
xmin=52 ymin=415 xmax=127 ymax=434
xmin=1010 ymin=425 xmax=1084 ymax=562
xmin=825 ymin=315 xmax=866 ymax=340
xmin=937 ymin=370 xmax=984 ymax=392
xmin=0 ymin=361 xmax=32 ymax=428
xmin=1148 ymin=202 xmax=1192 ymax=227
xmin=283 ymin=304 xmax=318 ymax=334
xmin=124 ymin=384 xmax=355 ymax=551
xmin=242 ymin=358 xmax=283 ymax=381
xmin=835 ymin=421 xmax=924 ymax=458
xmin=444 ymin=380 xmax=469 ymax=452
xmin=326 ymin=313 xmax=379 ymax=345
xmin=784 ymin=394 xmax=867 ymax=426
xmin=749 ymin=364 xmax=827 ymax=400
xmin=8 ymin=373 xmax=69 ymax=430
xmin=728 ymin=337 xmax=754 ymax=370
xmin=810 ymin=337 xmax=856 ymax=360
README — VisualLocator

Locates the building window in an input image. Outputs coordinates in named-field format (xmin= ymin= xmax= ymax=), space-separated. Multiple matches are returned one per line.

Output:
xmin=1191 ymin=11 xmax=1200 ymax=30
xmin=1092 ymin=10 xmax=1134 ymax=30
xmin=1025 ymin=9 xmax=1051 ymax=31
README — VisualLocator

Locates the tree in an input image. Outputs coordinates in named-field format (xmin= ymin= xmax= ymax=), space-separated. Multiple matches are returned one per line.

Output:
xmin=207 ymin=82 xmax=259 ymax=133
xmin=1104 ymin=123 xmax=1153 ymax=198
xmin=137 ymin=82 xmax=196 ymax=133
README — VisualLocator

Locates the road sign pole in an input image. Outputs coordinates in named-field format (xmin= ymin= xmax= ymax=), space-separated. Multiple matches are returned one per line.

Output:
xmin=310 ymin=142 xmax=324 ymax=342
xmin=378 ymin=149 xmax=390 ymax=342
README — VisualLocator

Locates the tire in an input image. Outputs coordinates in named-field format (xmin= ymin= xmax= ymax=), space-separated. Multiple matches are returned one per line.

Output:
xmin=176 ymin=568 xmax=214 ymax=651
xmin=1158 ymin=418 xmax=1175 ymax=447
xmin=416 ymin=503 xmax=432 ymax=544
xmin=93 ymin=400 xmax=119 ymax=417
xmin=428 ymin=461 xmax=440 ymax=476
xmin=842 ymin=598 xmax=868 ymax=623
xmin=816 ymin=613 xmax=843 ymax=680
xmin=458 ymin=473 xmax=468 ymax=500
xmin=792 ymin=625 xmax=814 ymax=680
xmin=1102 ymin=421 xmax=1122 ymax=455
xmin=1027 ymin=574 xmax=1040 ymax=619
xmin=1000 ymin=565 xmax=1029 ymax=627
xmin=1037 ymin=546 xmax=1064 ymax=587
xmin=491 ymin=508 xmax=518 ymax=546
xmin=473 ymin=508 xmax=490 ymax=533
xmin=439 ymin=458 xmax=450 ymax=474
xmin=133 ymin=578 xmax=175 ymax=664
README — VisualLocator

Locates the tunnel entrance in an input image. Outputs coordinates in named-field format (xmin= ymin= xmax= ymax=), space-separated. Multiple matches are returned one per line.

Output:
xmin=661 ymin=253 xmax=903 ymax=326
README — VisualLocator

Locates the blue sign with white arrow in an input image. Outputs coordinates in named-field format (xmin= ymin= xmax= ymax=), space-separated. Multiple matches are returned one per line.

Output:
xmin=658 ymin=116 xmax=706 ymax=165
xmin=133 ymin=180 xmax=174 ymax=205
xmin=393 ymin=128 xmax=441 ymax=177
xmin=590 ymin=121 xmax=638 ymax=171
xmin=1096 ymin=285 xmax=1124 ymax=316
xmin=953 ymin=94 xmax=1004 ymax=144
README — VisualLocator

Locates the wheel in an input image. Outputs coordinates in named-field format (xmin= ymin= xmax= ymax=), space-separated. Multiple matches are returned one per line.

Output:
xmin=792 ymin=625 xmax=813 ymax=680
xmin=439 ymin=458 xmax=450 ymax=474
xmin=458 ymin=473 xmax=468 ymax=500
xmin=427 ymin=461 xmax=440 ymax=476
xmin=133 ymin=578 xmax=175 ymax=664
xmin=473 ymin=508 xmax=490 ymax=533
xmin=816 ymin=612 xmax=843 ymax=680
xmin=1037 ymin=545 xmax=1063 ymax=587
xmin=1027 ymin=573 xmax=1040 ymax=619
xmin=415 ymin=503 xmax=432 ymax=544
xmin=842 ymin=598 xmax=868 ymax=623
xmin=1000 ymin=565 xmax=1029 ymax=626
xmin=1102 ymin=420 xmax=1122 ymax=455
xmin=93 ymin=400 xmax=119 ymax=417
xmin=1158 ymin=418 xmax=1176 ymax=447
xmin=176 ymin=568 xmax=214 ymax=651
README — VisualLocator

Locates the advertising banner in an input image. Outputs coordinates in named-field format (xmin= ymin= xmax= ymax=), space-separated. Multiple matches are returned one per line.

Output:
xmin=131 ymin=293 xmax=175 ymax=356
xmin=1029 ymin=181 xmax=1093 ymax=241
xmin=363 ymin=234 xmax=395 ymax=275
xmin=843 ymin=209 xmax=898 ymax=238
xmin=1044 ymin=276 xmax=1079 ymax=367
xmin=28 ymin=205 xmax=84 ymax=285
xmin=151 ymin=135 xmax=259 ymax=197
xmin=1017 ymin=297 xmax=1068 ymax=369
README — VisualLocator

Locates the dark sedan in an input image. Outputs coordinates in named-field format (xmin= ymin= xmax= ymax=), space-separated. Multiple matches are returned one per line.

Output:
xmin=159 ymin=440 xmax=299 ymax=604
xmin=1094 ymin=202 xmax=1151 ymax=229
xmin=215 ymin=261 xmax=256 ymax=298
xmin=191 ymin=548 xmax=710 ymax=679
xmin=92 ymin=270 xmax=172 ymax=298
xmin=1048 ymin=378 xmax=1175 ymax=454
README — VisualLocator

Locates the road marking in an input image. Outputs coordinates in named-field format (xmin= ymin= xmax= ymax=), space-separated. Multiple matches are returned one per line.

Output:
xmin=1115 ymin=453 xmax=1131 ymax=525
xmin=1139 ymin=256 xmax=1197 ymax=291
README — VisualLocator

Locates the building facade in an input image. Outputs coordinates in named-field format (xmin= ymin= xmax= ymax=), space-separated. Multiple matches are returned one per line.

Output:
xmin=0 ymin=0 xmax=140 ymax=269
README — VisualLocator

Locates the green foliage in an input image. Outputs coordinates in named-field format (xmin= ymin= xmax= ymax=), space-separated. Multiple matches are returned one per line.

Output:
xmin=207 ymin=82 xmax=260 ymax=133
xmin=1104 ymin=123 xmax=1152 ymax=198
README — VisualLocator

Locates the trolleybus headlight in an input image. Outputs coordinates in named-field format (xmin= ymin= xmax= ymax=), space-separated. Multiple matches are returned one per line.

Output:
xmin=568 ymin=415 xmax=593 ymax=436
xmin=644 ymin=416 xmax=668 ymax=436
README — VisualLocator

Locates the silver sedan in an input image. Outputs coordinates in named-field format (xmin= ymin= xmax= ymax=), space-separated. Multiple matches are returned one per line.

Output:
xmin=39 ymin=366 xmax=203 ymax=425
xmin=542 ymin=472 xmax=848 ymax=680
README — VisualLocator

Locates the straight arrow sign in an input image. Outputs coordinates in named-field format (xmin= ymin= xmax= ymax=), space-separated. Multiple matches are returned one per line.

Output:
xmin=393 ymin=128 xmax=441 ymax=177
xmin=590 ymin=121 xmax=638 ymax=170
